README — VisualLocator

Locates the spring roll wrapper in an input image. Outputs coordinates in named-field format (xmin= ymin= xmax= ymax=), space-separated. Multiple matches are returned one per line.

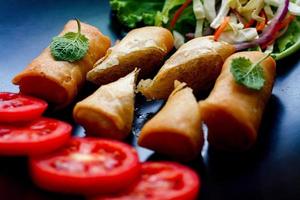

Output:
xmin=138 ymin=81 xmax=204 ymax=161
xmin=137 ymin=36 xmax=236 ymax=100
xmin=87 ymin=26 xmax=174 ymax=85
xmin=12 ymin=20 xmax=111 ymax=107
xmin=73 ymin=69 xmax=138 ymax=140
xmin=199 ymin=51 xmax=276 ymax=151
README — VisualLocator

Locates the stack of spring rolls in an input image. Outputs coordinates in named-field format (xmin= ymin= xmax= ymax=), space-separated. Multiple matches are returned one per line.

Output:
xmin=13 ymin=21 xmax=276 ymax=161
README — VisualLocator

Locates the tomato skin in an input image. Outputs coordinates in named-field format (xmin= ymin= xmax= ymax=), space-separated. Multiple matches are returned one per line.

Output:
xmin=29 ymin=138 xmax=141 ymax=195
xmin=0 ymin=117 xmax=71 ymax=156
xmin=92 ymin=162 xmax=200 ymax=200
xmin=0 ymin=92 xmax=48 ymax=123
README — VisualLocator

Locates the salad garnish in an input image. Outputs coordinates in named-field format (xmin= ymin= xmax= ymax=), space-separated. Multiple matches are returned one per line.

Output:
xmin=50 ymin=19 xmax=89 ymax=62
xmin=110 ymin=0 xmax=300 ymax=59
xmin=230 ymin=53 xmax=271 ymax=90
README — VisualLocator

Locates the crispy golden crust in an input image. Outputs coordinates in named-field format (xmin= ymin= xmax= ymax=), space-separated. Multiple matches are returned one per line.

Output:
xmin=12 ymin=20 xmax=111 ymax=107
xmin=137 ymin=36 xmax=236 ymax=100
xmin=138 ymin=81 xmax=204 ymax=161
xmin=199 ymin=51 xmax=276 ymax=151
xmin=73 ymin=69 xmax=138 ymax=140
xmin=86 ymin=26 xmax=174 ymax=85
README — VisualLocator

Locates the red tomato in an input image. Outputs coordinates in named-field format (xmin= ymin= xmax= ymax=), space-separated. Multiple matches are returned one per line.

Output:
xmin=0 ymin=92 xmax=48 ymax=123
xmin=0 ymin=117 xmax=71 ymax=155
xmin=92 ymin=162 xmax=200 ymax=200
xmin=30 ymin=138 xmax=141 ymax=195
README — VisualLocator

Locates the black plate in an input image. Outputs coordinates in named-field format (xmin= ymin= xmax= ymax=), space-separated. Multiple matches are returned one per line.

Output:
xmin=1 ymin=0 xmax=300 ymax=199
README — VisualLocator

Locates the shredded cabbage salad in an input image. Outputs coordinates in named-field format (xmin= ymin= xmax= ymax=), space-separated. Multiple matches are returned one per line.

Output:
xmin=110 ymin=0 xmax=300 ymax=60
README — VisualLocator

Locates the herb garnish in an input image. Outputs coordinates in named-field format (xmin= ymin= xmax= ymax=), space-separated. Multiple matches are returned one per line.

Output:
xmin=230 ymin=53 xmax=270 ymax=90
xmin=50 ymin=19 xmax=89 ymax=62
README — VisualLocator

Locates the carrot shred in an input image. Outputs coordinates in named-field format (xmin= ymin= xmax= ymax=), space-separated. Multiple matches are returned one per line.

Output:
xmin=256 ymin=10 xmax=268 ymax=32
xmin=261 ymin=38 xmax=275 ymax=50
xmin=214 ymin=17 xmax=230 ymax=41
xmin=244 ymin=19 xmax=255 ymax=28
xmin=169 ymin=0 xmax=192 ymax=29
xmin=277 ymin=14 xmax=295 ymax=30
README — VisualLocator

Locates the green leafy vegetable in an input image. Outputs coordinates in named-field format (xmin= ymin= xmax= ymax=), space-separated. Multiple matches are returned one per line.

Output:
xmin=155 ymin=0 xmax=185 ymax=26
xmin=170 ymin=5 xmax=196 ymax=35
xmin=110 ymin=0 xmax=164 ymax=28
xmin=109 ymin=0 xmax=196 ymax=35
xmin=272 ymin=16 xmax=300 ymax=60
xmin=230 ymin=54 xmax=270 ymax=90
xmin=109 ymin=0 xmax=300 ymax=59
xmin=50 ymin=19 xmax=89 ymax=62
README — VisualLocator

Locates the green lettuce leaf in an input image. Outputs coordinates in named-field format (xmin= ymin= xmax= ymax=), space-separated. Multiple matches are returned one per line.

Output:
xmin=156 ymin=0 xmax=196 ymax=35
xmin=272 ymin=16 xmax=300 ymax=60
xmin=155 ymin=0 xmax=184 ymax=26
xmin=110 ymin=0 xmax=195 ymax=35
xmin=110 ymin=0 xmax=164 ymax=28
xmin=170 ymin=5 xmax=196 ymax=35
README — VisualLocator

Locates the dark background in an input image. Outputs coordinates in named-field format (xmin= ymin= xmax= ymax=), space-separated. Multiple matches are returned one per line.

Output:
xmin=0 ymin=0 xmax=300 ymax=199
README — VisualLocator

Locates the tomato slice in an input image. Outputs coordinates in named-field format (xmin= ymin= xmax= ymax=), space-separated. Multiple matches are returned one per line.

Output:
xmin=0 ymin=92 xmax=48 ymax=123
xmin=92 ymin=162 xmax=200 ymax=200
xmin=0 ymin=117 xmax=71 ymax=155
xmin=30 ymin=138 xmax=141 ymax=195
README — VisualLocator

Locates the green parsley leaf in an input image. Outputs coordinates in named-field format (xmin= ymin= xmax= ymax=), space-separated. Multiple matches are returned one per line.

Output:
xmin=50 ymin=19 xmax=89 ymax=62
xmin=230 ymin=54 xmax=270 ymax=90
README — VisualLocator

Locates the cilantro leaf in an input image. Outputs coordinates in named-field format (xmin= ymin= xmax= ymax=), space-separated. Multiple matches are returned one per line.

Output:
xmin=230 ymin=55 xmax=268 ymax=90
xmin=50 ymin=19 xmax=89 ymax=62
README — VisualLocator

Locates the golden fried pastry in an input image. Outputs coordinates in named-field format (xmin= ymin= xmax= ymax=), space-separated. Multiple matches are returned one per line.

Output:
xmin=73 ymin=69 xmax=139 ymax=140
xmin=87 ymin=26 xmax=174 ymax=85
xmin=199 ymin=51 xmax=276 ymax=151
xmin=137 ymin=36 xmax=235 ymax=100
xmin=138 ymin=81 xmax=204 ymax=161
xmin=13 ymin=20 xmax=111 ymax=107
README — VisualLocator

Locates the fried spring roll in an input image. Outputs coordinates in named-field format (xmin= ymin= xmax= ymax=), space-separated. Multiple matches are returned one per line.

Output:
xmin=73 ymin=69 xmax=138 ymax=140
xmin=13 ymin=20 xmax=111 ymax=107
xmin=199 ymin=51 xmax=276 ymax=151
xmin=87 ymin=26 xmax=174 ymax=85
xmin=138 ymin=81 xmax=204 ymax=161
xmin=137 ymin=36 xmax=235 ymax=100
